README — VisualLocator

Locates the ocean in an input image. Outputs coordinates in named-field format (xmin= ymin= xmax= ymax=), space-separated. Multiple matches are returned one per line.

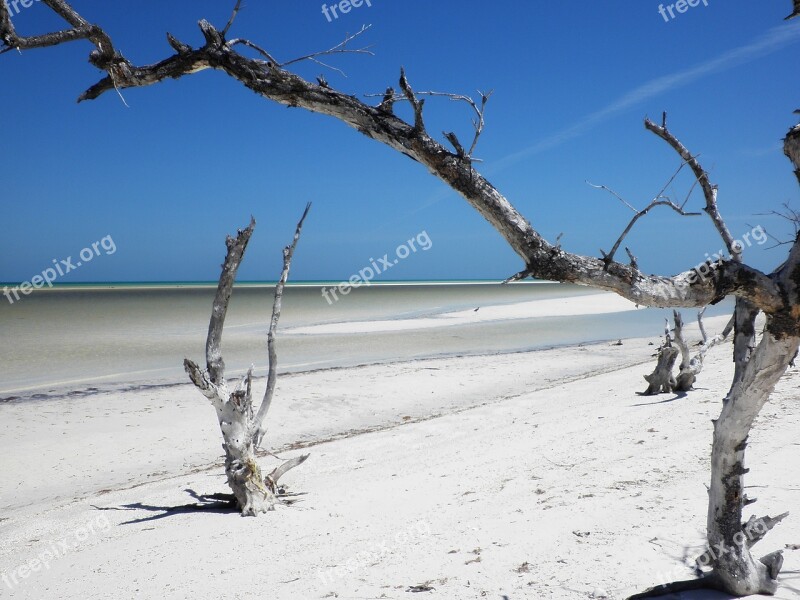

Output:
xmin=0 ymin=281 xmax=734 ymax=400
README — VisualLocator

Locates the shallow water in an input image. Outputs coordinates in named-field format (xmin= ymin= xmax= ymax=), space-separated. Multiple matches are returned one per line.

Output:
xmin=0 ymin=282 xmax=734 ymax=398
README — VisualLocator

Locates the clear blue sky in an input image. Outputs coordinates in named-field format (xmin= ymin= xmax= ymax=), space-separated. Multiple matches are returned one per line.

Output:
xmin=2 ymin=1 xmax=799 ymax=283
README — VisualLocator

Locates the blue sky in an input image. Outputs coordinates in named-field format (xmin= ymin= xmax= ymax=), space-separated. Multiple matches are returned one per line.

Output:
xmin=1 ymin=1 xmax=799 ymax=283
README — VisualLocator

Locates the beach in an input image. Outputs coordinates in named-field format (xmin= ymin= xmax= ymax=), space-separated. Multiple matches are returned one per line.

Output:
xmin=0 ymin=289 xmax=797 ymax=599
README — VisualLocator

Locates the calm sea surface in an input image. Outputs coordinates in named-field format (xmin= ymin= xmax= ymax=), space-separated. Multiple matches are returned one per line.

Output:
xmin=0 ymin=282 xmax=734 ymax=399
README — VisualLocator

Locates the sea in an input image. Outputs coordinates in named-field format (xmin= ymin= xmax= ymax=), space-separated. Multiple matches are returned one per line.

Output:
xmin=0 ymin=281 xmax=734 ymax=400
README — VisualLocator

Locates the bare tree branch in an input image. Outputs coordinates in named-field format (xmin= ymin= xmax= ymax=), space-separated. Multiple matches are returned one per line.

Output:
xmin=645 ymin=113 xmax=761 ymax=392
xmin=366 ymin=89 xmax=493 ymax=159
xmin=587 ymin=178 xmax=701 ymax=266
xmin=645 ymin=115 xmax=741 ymax=261
xmin=267 ymin=453 xmax=310 ymax=487
xmin=281 ymin=24 xmax=374 ymax=73
xmin=254 ymin=203 xmax=311 ymax=447
xmin=207 ymin=218 xmax=255 ymax=384
xmin=226 ymin=38 xmax=278 ymax=64
xmin=222 ymin=0 xmax=244 ymax=37
xmin=398 ymin=67 xmax=425 ymax=134
xmin=785 ymin=121 xmax=800 ymax=184
xmin=744 ymin=512 xmax=790 ymax=547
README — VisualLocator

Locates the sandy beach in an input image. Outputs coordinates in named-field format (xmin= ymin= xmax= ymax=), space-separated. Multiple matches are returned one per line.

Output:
xmin=1 ymin=304 xmax=798 ymax=600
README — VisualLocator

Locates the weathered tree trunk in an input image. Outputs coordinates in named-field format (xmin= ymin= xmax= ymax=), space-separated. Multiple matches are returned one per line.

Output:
xmin=706 ymin=328 xmax=797 ymax=594
xmin=643 ymin=345 xmax=678 ymax=395
xmin=731 ymin=298 xmax=759 ymax=385
xmin=184 ymin=208 xmax=311 ymax=516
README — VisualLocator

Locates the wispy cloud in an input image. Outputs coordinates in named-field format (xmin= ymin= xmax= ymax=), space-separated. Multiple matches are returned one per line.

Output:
xmin=490 ymin=21 xmax=800 ymax=173
xmin=408 ymin=21 xmax=800 ymax=216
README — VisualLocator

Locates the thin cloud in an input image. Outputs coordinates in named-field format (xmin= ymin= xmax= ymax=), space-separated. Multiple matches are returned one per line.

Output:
xmin=490 ymin=21 xmax=800 ymax=173
xmin=407 ymin=21 xmax=800 ymax=216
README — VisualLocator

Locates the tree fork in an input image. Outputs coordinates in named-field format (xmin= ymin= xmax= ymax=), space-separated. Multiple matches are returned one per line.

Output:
xmin=184 ymin=206 xmax=311 ymax=516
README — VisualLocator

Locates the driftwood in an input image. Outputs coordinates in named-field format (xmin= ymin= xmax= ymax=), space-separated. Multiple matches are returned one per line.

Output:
xmin=3 ymin=1 xmax=800 ymax=593
xmin=673 ymin=308 xmax=734 ymax=392
xmin=644 ymin=308 xmax=734 ymax=395
xmin=642 ymin=320 xmax=678 ymax=395
xmin=184 ymin=206 xmax=311 ymax=516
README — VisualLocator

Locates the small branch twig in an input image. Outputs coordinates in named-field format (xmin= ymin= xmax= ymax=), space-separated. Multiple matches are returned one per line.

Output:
xmin=254 ymin=203 xmax=312 ymax=447
xmin=625 ymin=247 xmax=639 ymax=270
xmin=281 ymin=24 xmax=374 ymax=75
xmin=502 ymin=267 xmax=533 ymax=284
xmin=756 ymin=202 xmax=800 ymax=246
xmin=588 ymin=177 xmax=701 ymax=266
xmin=645 ymin=113 xmax=741 ymax=262
xmin=745 ymin=512 xmax=790 ymax=547
xmin=398 ymin=67 xmax=425 ymax=134
xmin=222 ymin=0 xmax=243 ymax=37
xmin=227 ymin=38 xmax=278 ymax=64
xmin=366 ymin=88 xmax=493 ymax=159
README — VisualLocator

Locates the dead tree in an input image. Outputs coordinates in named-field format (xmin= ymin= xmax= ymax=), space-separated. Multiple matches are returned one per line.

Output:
xmin=184 ymin=207 xmax=311 ymax=516
xmin=4 ymin=1 xmax=800 ymax=593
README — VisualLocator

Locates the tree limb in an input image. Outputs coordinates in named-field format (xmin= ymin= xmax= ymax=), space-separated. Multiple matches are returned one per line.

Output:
xmin=222 ymin=0 xmax=243 ymax=37
xmin=645 ymin=115 xmax=740 ymax=261
xmin=587 ymin=177 xmax=701 ymax=266
xmin=280 ymin=24 xmax=373 ymax=74
xmin=745 ymin=512 xmax=790 ymax=548
xmin=254 ymin=203 xmax=311 ymax=447
xmin=267 ymin=454 xmax=310 ymax=487
xmin=206 ymin=218 xmax=255 ymax=384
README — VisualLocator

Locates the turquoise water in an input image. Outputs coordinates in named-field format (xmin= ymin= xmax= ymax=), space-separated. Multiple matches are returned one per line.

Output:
xmin=0 ymin=282 xmax=733 ymax=399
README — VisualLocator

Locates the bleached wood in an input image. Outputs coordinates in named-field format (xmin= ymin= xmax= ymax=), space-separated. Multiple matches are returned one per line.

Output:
xmin=184 ymin=211 xmax=310 ymax=516
xmin=642 ymin=345 xmax=678 ymax=395
xmin=672 ymin=310 xmax=733 ymax=392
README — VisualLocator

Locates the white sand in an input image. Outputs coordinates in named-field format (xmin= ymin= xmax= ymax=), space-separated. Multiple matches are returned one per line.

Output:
xmin=287 ymin=293 xmax=642 ymax=335
xmin=1 ymin=313 xmax=798 ymax=600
